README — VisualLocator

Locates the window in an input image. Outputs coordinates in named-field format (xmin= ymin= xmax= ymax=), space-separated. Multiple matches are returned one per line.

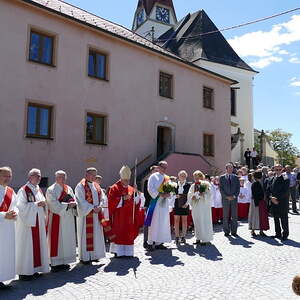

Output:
xmin=88 ymin=50 xmax=107 ymax=80
xmin=86 ymin=113 xmax=107 ymax=145
xmin=159 ymin=72 xmax=173 ymax=98
xmin=26 ymin=103 xmax=53 ymax=139
xmin=203 ymin=134 xmax=214 ymax=156
xmin=29 ymin=30 xmax=54 ymax=66
xmin=203 ymin=87 xmax=214 ymax=109
xmin=231 ymin=88 xmax=237 ymax=116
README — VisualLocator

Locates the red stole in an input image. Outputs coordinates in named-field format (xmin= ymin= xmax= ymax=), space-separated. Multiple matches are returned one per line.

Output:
xmin=23 ymin=185 xmax=42 ymax=268
xmin=81 ymin=179 xmax=116 ymax=252
xmin=0 ymin=187 xmax=13 ymax=212
xmin=50 ymin=185 xmax=69 ymax=258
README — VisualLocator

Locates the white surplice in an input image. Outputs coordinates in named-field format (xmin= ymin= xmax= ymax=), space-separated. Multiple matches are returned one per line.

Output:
xmin=147 ymin=172 xmax=172 ymax=245
xmin=0 ymin=186 xmax=17 ymax=282
xmin=16 ymin=183 xmax=49 ymax=275
xmin=187 ymin=183 xmax=213 ymax=243
xmin=238 ymin=186 xmax=251 ymax=203
xmin=46 ymin=183 xmax=77 ymax=266
xmin=212 ymin=184 xmax=222 ymax=208
xmin=75 ymin=181 xmax=106 ymax=261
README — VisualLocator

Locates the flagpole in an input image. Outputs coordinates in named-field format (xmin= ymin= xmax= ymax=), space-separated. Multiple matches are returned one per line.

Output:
xmin=133 ymin=158 xmax=138 ymax=223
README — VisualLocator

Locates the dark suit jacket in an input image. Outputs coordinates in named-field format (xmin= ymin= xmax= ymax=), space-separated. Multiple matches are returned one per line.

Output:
xmin=244 ymin=151 xmax=251 ymax=160
xmin=266 ymin=175 xmax=290 ymax=215
xmin=219 ymin=174 xmax=240 ymax=199
xmin=251 ymin=181 xmax=265 ymax=207
xmin=143 ymin=179 xmax=151 ymax=208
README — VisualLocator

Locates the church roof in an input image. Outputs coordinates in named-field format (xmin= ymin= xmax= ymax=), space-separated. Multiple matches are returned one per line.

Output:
xmin=137 ymin=0 xmax=176 ymax=18
xmin=157 ymin=10 xmax=256 ymax=72
xmin=18 ymin=0 xmax=237 ymax=84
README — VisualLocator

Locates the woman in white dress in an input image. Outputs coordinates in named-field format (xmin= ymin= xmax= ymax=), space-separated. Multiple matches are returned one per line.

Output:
xmin=185 ymin=171 xmax=213 ymax=246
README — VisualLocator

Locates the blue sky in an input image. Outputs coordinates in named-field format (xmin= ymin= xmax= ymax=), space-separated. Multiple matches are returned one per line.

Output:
xmin=67 ymin=0 xmax=300 ymax=150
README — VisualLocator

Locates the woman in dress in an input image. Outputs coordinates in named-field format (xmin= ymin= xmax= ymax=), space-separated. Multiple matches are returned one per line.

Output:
xmin=174 ymin=170 xmax=190 ymax=244
xmin=186 ymin=171 xmax=213 ymax=246
xmin=248 ymin=170 xmax=270 ymax=237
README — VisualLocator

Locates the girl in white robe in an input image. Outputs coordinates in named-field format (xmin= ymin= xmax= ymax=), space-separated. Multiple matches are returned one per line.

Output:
xmin=187 ymin=171 xmax=213 ymax=245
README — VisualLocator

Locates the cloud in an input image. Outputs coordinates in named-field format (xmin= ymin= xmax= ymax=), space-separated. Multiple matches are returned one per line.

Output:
xmin=290 ymin=78 xmax=300 ymax=86
xmin=296 ymin=92 xmax=300 ymax=96
xmin=228 ymin=14 xmax=300 ymax=68
xmin=250 ymin=56 xmax=282 ymax=68
xmin=289 ymin=57 xmax=300 ymax=63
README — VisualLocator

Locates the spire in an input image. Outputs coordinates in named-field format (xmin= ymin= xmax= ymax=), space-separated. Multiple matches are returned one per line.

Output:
xmin=137 ymin=0 xmax=176 ymax=19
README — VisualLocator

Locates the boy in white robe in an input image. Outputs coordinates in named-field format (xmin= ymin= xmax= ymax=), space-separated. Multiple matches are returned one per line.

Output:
xmin=16 ymin=169 xmax=49 ymax=281
xmin=0 ymin=167 xmax=17 ymax=289
xmin=46 ymin=170 xmax=77 ymax=272
xmin=75 ymin=168 xmax=106 ymax=264
xmin=146 ymin=161 xmax=172 ymax=250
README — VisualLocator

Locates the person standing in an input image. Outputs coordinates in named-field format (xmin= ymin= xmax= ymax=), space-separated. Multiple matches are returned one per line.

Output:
xmin=211 ymin=176 xmax=223 ymax=224
xmin=250 ymin=148 xmax=258 ymax=169
xmin=142 ymin=165 xmax=159 ymax=249
xmin=145 ymin=161 xmax=172 ymax=250
xmin=46 ymin=171 xmax=77 ymax=272
xmin=108 ymin=166 xmax=141 ymax=258
xmin=267 ymin=164 xmax=290 ymax=240
xmin=75 ymin=168 xmax=106 ymax=264
xmin=0 ymin=167 xmax=17 ymax=289
xmin=186 ymin=171 xmax=213 ymax=245
xmin=248 ymin=170 xmax=269 ymax=237
xmin=173 ymin=170 xmax=190 ymax=245
xmin=284 ymin=165 xmax=298 ymax=214
xmin=244 ymin=148 xmax=251 ymax=169
xmin=219 ymin=163 xmax=240 ymax=237
xmin=16 ymin=169 xmax=49 ymax=280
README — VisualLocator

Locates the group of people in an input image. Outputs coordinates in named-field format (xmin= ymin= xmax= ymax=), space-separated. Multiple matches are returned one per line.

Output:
xmin=0 ymin=160 xmax=297 ymax=289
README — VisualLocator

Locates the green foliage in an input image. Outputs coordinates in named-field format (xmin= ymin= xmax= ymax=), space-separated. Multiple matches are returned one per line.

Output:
xmin=266 ymin=129 xmax=300 ymax=167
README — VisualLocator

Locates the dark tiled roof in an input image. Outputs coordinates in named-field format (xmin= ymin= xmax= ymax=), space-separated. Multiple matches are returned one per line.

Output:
xmin=157 ymin=10 xmax=256 ymax=72
xmin=137 ymin=0 xmax=176 ymax=18
xmin=19 ymin=0 xmax=237 ymax=83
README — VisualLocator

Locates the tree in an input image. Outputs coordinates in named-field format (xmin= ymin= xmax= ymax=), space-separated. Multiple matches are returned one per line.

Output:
xmin=266 ymin=129 xmax=300 ymax=167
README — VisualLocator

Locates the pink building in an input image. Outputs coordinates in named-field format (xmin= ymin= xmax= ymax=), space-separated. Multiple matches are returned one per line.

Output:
xmin=0 ymin=0 xmax=236 ymax=189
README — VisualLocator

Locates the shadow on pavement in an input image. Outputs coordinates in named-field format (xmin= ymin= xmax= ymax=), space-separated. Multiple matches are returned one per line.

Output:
xmin=227 ymin=236 xmax=254 ymax=248
xmin=177 ymin=243 xmax=223 ymax=261
xmin=282 ymin=239 xmax=300 ymax=248
xmin=1 ymin=264 xmax=101 ymax=299
xmin=146 ymin=249 xmax=184 ymax=267
xmin=104 ymin=257 xmax=141 ymax=276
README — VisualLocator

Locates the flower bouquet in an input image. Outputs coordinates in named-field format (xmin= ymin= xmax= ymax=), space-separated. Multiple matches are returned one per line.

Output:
xmin=162 ymin=181 xmax=177 ymax=194
xmin=194 ymin=181 xmax=210 ymax=199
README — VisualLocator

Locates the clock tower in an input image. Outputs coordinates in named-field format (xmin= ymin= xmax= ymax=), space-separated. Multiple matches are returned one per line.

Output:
xmin=132 ymin=0 xmax=177 ymax=41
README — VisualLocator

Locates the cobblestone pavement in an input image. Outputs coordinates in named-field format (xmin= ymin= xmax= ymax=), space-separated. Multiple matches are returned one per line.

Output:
xmin=2 ymin=214 xmax=300 ymax=300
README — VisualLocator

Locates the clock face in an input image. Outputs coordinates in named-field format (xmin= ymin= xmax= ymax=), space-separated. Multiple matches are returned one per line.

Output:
xmin=136 ymin=9 xmax=144 ymax=27
xmin=156 ymin=6 xmax=170 ymax=24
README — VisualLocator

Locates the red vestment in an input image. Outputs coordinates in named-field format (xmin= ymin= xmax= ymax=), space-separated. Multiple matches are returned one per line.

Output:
xmin=108 ymin=181 xmax=140 ymax=245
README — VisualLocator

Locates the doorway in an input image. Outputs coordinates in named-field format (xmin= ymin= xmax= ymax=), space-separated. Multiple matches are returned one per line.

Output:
xmin=157 ymin=126 xmax=172 ymax=158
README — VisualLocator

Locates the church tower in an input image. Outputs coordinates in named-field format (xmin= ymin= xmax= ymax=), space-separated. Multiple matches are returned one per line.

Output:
xmin=132 ymin=0 xmax=177 ymax=40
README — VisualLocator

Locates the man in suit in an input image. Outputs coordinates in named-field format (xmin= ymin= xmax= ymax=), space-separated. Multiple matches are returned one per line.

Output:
xmin=219 ymin=163 xmax=241 ymax=237
xmin=266 ymin=164 xmax=290 ymax=240
xmin=143 ymin=165 xmax=159 ymax=249
xmin=244 ymin=148 xmax=251 ymax=170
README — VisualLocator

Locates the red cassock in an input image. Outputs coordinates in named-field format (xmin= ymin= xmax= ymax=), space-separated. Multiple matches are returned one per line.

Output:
xmin=108 ymin=181 xmax=141 ymax=245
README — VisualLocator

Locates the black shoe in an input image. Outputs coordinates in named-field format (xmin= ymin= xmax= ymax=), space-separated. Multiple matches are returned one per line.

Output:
xmin=251 ymin=232 xmax=257 ymax=238
xmin=19 ymin=275 xmax=34 ymax=281
xmin=91 ymin=259 xmax=99 ymax=263
xmin=33 ymin=273 xmax=42 ymax=279
xmin=156 ymin=244 xmax=168 ymax=250
xmin=181 ymin=237 xmax=186 ymax=244
xmin=51 ymin=266 xmax=61 ymax=273
xmin=224 ymin=233 xmax=230 ymax=237
xmin=80 ymin=260 xmax=91 ymax=265
xmin=175 ymin=237 xmax=180 ymax=245
xmin=259 ymin=232 xmax=267 ymax=237
xmin=143 ymin=242 xmax=149 ymax=249
xmin=193 ymin=240 xmax=201 ymax=245
xmin=0 ymin=282 xmax=11 ymax=290
xmin=231 ymin=233 xmax=239 ymax=237
xmin=270 ymin=235 xmax=282 ymax=239
xmin=293 ymin=210 xmax=299 ymax=214
xmin=281 ymin=236 xmax=288 ymax=241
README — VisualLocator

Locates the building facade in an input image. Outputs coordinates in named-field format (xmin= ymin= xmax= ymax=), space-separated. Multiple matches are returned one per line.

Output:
xmin=0 ymin=0 xmax=235 ymax=189
xmin=132 ymin=0 xmax=257 ymax=164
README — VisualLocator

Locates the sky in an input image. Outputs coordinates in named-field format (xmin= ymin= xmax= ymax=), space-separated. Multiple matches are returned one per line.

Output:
xmin=67 ymin=0 xmax=300 ymax=150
